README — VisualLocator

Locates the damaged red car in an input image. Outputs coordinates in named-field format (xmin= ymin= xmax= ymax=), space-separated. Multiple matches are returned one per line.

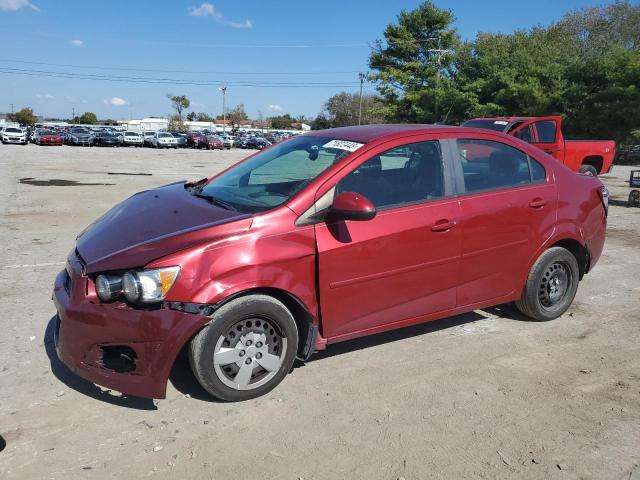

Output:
xmin=52 ymin=124 xmax=608 ymax=401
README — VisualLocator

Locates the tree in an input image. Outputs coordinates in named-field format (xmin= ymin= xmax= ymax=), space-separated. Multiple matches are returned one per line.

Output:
xmin=269 ymin=114 xmax=293 ymax=129
xmin=168 ymin=114 xmax=189 ymax=132
xmin=167 ymin=94 xmax=190 ymax=121
xmin=318 ymin=92 xmax=384 ymax=127
xmin=9 ymin=107 xmax=38 ymax=125
xmin=227 ymin=104 xmax=249 ymax=129
xmin=311 ymin=113 xmax=332 ymax=130
xmin=77 ymin=112 xmax=97 ymax=124
xmin=369 ymin=1 xmax=460 ymax=123
xmin=186 ymin=112 xmax=215 ymax=122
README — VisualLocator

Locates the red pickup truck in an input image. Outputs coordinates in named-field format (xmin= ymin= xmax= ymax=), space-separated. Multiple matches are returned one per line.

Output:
xmin=462 ymin=116 xmax=615 ymax=176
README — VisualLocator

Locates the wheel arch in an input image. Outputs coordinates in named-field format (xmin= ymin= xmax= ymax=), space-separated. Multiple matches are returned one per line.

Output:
xmin=549 ymin=238 xmax=590 ymax=280
xmin=582 ymin=155 xmax=604 ymax=174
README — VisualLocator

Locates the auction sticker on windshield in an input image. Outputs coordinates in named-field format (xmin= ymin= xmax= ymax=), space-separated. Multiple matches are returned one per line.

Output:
xmin=322 ymin=139 xmax=364 ymax=152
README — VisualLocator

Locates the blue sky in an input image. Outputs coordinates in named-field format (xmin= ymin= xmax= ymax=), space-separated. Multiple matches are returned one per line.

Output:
xmin=0 ymin=0 xmax=625 ymax=121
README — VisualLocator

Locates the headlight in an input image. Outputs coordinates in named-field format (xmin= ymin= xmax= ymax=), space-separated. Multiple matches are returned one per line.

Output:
xmin=95 ymin=274 xmax=122 ymax=302
xmin=122 ymin=267 xmax=180 ymax=303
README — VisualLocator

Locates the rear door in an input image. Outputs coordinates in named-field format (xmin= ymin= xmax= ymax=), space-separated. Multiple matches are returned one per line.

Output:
xmin=510 ymin=116 xmax=563 ymax=161
xmin=447 ymin=134 xmax=557 ymax=307
xmin=314 ymin=137 xmax=461 ymax=340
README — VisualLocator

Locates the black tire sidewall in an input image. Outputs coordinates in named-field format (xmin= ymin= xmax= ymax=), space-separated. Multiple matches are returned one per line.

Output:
xmin=189 ymin=295 xmax=299 ymax=402
xmin=522 ymin=247 xmax=580 ymax=321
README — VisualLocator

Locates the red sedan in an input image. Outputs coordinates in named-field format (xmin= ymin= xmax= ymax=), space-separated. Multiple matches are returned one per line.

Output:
xmin=52 ymin=124 xmax=607 ymax=401
xmin=201 ymin=135 xmax=224 ymax=150
xmin=37 ymin=130 xmax=63 ymax=146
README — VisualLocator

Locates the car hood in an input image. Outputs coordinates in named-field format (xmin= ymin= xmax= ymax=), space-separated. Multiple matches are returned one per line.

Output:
xmin=76 ymin=181 xmax=252 ymax=273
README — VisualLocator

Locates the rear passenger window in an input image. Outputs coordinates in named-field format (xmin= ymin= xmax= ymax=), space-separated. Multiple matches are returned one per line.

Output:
xmin=455 ymin=139 xmax=544 ymax=194
xmin=336 ymin=141 xmax=444 ymax=210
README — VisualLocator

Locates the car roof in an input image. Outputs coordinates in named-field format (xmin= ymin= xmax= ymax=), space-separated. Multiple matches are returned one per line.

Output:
xmin=308 ymin=124 xmax=485 ymax=143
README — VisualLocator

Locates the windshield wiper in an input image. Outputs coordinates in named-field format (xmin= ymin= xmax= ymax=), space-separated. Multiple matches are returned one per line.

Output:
xmin=193 ymin=192 xmax=237 ymax=211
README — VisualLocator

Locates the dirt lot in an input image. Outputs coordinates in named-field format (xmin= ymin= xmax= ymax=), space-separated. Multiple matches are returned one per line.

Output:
xmin=0 ymin=144 xmax=639 ymax=480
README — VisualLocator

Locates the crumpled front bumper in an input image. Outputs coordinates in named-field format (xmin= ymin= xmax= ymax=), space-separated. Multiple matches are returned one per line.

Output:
xmin=52 ymin=255 xmax=210 ymax=399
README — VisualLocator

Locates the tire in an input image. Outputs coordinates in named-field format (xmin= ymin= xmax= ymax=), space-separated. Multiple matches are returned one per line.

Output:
xmin=189 ymin=294 xmax=299 ymax=402
xmin=579 ymin=164 xmax=598 ymax=176
xmin=515 ymin=246 xmax=580 ymax=321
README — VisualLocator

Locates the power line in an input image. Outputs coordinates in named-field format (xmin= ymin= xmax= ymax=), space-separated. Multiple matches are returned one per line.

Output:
xmin=0 ymin=58 xmax=366 ymax=76
xmin=0 ymin=67 xmax=362 ymax=88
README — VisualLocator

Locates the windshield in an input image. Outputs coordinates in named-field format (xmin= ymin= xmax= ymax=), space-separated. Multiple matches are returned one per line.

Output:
xmin=461 ymin=119 xmax=510 ymax=132
xmin=158 ymin=132 xmax=172 ymax=138
xmin=72 ymin=128 xmax=90 ymax=134
xmin=6 ymin=128 xmax=22 ymax=133
xmin=125 ymin=131 xmax=139 ymax=136
xmin=199 ymin=135 xmax=363 ymax=213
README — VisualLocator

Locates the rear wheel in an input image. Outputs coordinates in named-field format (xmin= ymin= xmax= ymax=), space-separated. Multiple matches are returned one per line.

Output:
xmin=515 ymin=247 xmax=580 ymax=321
xmin=579 ymin=164 xmax=598 ymax=176
xmin=189 ymin=295 xmax=298 ymax=401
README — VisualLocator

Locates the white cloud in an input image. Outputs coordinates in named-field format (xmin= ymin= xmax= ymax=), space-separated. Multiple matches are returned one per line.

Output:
xmin=71 ymin=39 xmax=84 ymax=47
xmin=268 ymin=104 xmax=283 ymax=112
xmin=0 ymin=0 xmax=39 ymax=11
xmin=36 ymin=93 xmax=55 ymax=100
xmin=188 ymin=2 xmax=253 ymax=29
xmin=189 ymin=2 xmax=216 ymax=17
xmin=104 ymin=97 xmax=129 ymax=107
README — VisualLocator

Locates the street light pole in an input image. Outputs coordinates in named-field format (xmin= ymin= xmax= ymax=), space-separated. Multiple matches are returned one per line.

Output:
xmin=219 ymin=86 xmax=227 ymax=135
xmin=358 ymin=72 xmax=367 ymax=126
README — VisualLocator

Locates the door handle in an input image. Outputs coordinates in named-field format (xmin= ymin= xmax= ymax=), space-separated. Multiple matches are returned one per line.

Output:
xmin=529 ymin=198 xmax=547 ymax=208
xmin=431 ymin=219 xmax=457 ymax=232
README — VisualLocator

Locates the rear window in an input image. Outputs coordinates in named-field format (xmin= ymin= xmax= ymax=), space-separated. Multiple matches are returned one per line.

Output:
xmin=461 ymin=120 xmax=509 ymax=132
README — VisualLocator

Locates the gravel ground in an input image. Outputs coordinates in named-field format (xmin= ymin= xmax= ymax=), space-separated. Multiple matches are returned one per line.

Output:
xmin=0 ymin=144 xmax=639 ymax=480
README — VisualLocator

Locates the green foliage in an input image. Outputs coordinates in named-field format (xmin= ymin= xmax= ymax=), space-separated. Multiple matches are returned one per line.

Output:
xmin=167 ymin=94 xmax=190 ymax=120
xmin=269 ymin=114 xmax=293 ymax=130
xmin=9 ymin=107 xmax=38 ymax=125
xmin=312 ymin=92 xmax=384 ymax=129
xmin=186 ymin=112 xmax=215 ymax=122
xmin=77 ymin=112 xmax=97 ymax=124
xmin=368 ymin=0 xmax=640 ymax=142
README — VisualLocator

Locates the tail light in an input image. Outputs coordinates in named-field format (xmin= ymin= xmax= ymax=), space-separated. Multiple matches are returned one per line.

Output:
xmin=597 ymin=185 xmax=609 ymax=216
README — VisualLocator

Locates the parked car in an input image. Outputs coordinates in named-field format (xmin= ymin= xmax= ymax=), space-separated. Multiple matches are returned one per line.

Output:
xmin=172 ymin=132 xmax=188 ymax=148
xmin=150 ymin=132 xmax=178 ymax=149
xmin=185 ymin=132 xmax=203 ymax=149
xmin=67 ymin=127 xmax=94 ymax=146
xmin=246 ymin=137 xmax=272 ymax=150
xmin=220 ymin=135 xmax=234 ymax=149
xmin=201 ymin=135 xmax=224 ymax=150
xmin=121 ymin=131 xmax=143 ymax=147
xmin=235 ymin=137 xmax=251 ymax=149
xmin=1 ymin=127 xmax=27 ymax=145
xmin=52 ymin=124 xmax=608 ymax=402
xmin=615 ymin=145 xmax=640 ymax=165
xmin=93 ymin=131 xmax=120 ymax=147
xmin=143 ymin=131 xmax=156 ymax=147
xmin=36 ymin=130 xmax=63 ymax=146
xmin=462 ymin=116 xmax=615 ymax=176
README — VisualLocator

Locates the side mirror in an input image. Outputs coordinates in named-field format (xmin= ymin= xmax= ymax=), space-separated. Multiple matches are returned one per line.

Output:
xmin=329 ymin=191 xmax=376 ymax=221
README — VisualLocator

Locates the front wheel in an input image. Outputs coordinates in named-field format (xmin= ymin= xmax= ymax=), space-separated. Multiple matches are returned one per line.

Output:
xmin=579 ymin=164 xmax=598 ymax=176
xmin=515 ymin=247 xmax=580 ymax=321
xmin=189 ymin=295 xmax=299 ymax=402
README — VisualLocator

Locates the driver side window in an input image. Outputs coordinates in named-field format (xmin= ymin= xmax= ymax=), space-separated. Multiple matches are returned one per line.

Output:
xmin=336 ymin=141 xmax=444 ymax=210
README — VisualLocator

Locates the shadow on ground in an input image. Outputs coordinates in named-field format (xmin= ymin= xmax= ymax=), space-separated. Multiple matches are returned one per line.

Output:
xmin=43 ymin=316 xmax=157 ymax=410
xmin=169 ymin=304 xmax=533 ymax=402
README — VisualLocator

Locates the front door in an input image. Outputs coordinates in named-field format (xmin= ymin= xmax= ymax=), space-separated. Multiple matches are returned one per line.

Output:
xmin=510 ymin=116 xmax=563 ymax=161
xmin=315 ymin=139 xmax=461 ymax=341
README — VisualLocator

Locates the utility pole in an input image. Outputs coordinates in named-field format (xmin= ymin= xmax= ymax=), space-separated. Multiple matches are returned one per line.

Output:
xmin=10 ymin=103 xmax=14 ymax=114
xmin=357 ymin=72 xmax=367 ymax=126
xmin=427 ymin=38 xmax=452 ymax=124
xmin=72 ymin=107 xmax=75 ymax=124
xmin=219 ymin=86 xmax=227 ymax=135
